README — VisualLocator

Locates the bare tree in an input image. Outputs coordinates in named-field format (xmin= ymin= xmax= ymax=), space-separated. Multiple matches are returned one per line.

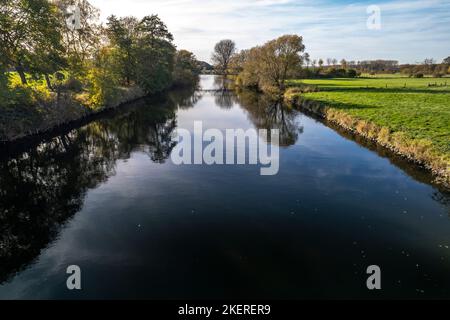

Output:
xmin=318 ymin=58 xmax=324 ymax=68
xmin=212 ymin=39 xmax=236 ymax=75
xmin=304 ymin=52 xmax=310 ymax=68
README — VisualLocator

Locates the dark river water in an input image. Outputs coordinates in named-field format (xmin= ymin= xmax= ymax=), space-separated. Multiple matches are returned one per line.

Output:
xmin=0 ymin=75 xmax=449 ymax=299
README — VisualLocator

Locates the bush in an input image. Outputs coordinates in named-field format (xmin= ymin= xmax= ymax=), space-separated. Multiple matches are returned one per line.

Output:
xmin=172 ymin=50 xmax=200 ymax=88
xmin=347 ymin=69 xmax=357 ymax=78
xmin=414 ymin=73 xmax=424 ymax=78
xmin=63 ymin=77 xmax=83 ymax=92
xmin=86 ymin=48 xmax=121 ymax=109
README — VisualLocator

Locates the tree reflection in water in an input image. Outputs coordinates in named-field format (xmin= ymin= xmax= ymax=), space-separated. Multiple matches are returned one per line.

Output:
xmin=236 ymin=90 xmax=304 ymax=147
xmin=0 ymin=93 xmax=181 ymax=283
xmin=213 ymin=76 xmax=236 ymax=109
xmin=1 ymin=80 xmax=448 ymax=290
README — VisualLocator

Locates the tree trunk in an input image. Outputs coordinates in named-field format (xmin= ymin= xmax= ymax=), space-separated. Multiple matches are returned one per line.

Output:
xmin=44 ymin=74 xmax=53 ymax=90
xmin=16 ymin=64 xmax=27 ymax=85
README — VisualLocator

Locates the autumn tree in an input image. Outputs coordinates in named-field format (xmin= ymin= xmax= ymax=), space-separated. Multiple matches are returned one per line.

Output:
xmin=106 ymin=15 xmax=140 ymax=85
xmin=304 ymin=53 xmax=310 ymax=68
xmin=134 ymin=15 xmax=176 ymax=94
xmin=212 ymin=40 xmax=236 ymax=75
xmin=318 ymin=59 xmax=324 ymax=68
xmin=237 ymin=34 xmax=306 ymax=94
xmin=0 ymin=0 xmax=65 ymax=85
xmin=54 ymin=0 xmax=101 ymax=76
xmin=172 ymin=50 xmax=200 ymax=87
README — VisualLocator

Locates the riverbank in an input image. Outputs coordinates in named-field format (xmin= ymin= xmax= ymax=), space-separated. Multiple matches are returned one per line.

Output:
xmin=0 ymin=84 xmax=147 ymax=143
xmin=285 ymin=77 xmax=450 ymax=188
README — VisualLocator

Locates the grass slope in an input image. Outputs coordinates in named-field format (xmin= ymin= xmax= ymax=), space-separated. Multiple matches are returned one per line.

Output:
xmin=288 ymin=77 xmax=450 ymax=185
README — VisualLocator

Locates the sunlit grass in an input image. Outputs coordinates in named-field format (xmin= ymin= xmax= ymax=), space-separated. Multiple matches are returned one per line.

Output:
xmin=292 ymin=78 xmax=450 ymax=154
xmin=287 ymin=77 xmax=450 ymax=183
xmin=292 ymin=77 xmax=450 ymax=91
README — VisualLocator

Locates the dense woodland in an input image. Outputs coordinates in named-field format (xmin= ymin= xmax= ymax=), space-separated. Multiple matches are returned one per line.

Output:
xmin=0 ymin=0 xmax=200 ymax=111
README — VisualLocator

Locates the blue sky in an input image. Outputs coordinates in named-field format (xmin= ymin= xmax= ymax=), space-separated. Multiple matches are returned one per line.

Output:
xmin=90 ymin=0 xmax=450 ymax=63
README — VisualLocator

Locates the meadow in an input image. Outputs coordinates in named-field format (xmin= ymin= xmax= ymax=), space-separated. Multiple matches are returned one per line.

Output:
xmin=287 ymin=77 xmax=450 ymax=185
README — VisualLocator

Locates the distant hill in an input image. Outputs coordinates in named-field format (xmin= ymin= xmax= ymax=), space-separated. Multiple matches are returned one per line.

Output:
xmin=197 ymin=61 xmax=214 ymax=73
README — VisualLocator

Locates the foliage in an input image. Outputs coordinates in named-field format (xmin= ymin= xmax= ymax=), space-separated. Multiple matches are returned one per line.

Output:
xmin=53 ymin=0 xmax=101 ymax=77
xmin=236 ymin=35 xmax=306 ymax=94
xmin=106 ymin=15 xmax=140 ymax=85
xmin=105 ymin=14 xmax=177 ymax=94
xmin=0 ymin=0 xmax=66 ymax=84
xmin=288 ymin=77 xmax=450 ymax=184
xmin=85 ymin=48 xmax=121 ymax=109
xmin=1 ymin=1 xmax=195 ymax=114
xmin=443 ymin=56 xmax=450 ymax=65
xmin=290 ymin=77 xmax=450 ymax=156
xmin=172 ymin=50 xmax=200 ymax=87
xmin=212 ymin=40 xmax=236 ymax=75
xmin=134 ymin=38 xmax=175 ymax=94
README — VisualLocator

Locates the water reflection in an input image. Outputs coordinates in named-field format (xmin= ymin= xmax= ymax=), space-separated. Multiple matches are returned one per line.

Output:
xmin=0 ymin=76 xmax=449 ymax=298
xmin=213 ymin=76 xmax=236 ymax=109
xmin=237 ymin=90 xmax=303 ymax=146
xmin=0 ymin=96 xmax=178 ymax=283
xmin=0 ymin=127 xmax=116 ymax=283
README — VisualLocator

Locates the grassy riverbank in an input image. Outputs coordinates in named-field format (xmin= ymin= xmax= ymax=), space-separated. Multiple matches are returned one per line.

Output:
xmin=0 ymin=72 xmax=147 ymax=142
xmin=1 ymin=3 xmax=200 ymax=142
xmin=286 ymin=77 xmax=450 ymax=186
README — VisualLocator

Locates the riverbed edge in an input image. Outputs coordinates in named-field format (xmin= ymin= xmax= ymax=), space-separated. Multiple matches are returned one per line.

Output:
xmin=285 ymin=94 xmax=450 ymax=189
xmin=0 ymin=86 xmax=150 ymax=144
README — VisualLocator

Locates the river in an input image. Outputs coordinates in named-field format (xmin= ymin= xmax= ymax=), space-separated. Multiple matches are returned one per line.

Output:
xmin=0 ymin=75 xmax=449 ymax=299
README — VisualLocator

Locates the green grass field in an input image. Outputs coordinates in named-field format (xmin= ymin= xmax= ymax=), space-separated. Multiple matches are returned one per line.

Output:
xmin=292 ymin=77 xmax=450 ymax=155
xmin=288 ymin=77 xmax=450 ymax=184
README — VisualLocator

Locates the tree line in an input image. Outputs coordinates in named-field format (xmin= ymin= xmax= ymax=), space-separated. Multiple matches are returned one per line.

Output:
xmin=212 ymin=35 xmax=307 ymax=95
xmin=211 ymin=36 xmax=450 ymax=94
xmin=0 ymin=0 xmax=200 ymax=109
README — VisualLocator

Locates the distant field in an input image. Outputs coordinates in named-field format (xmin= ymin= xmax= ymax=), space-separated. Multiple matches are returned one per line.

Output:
xmin=359 ymin=73 xmax=450 ymax=79
xmin=289 ymin=77 xmax=450 ymax=184
xmin=297 ymin=77 xmax=450 ymax=91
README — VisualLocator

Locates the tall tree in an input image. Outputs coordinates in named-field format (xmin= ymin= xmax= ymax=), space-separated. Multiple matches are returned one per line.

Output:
xmin=172 ymin=50 xmax=200 ymax=87
xmin=106 ymin=15 xmax=140 ymax=85
xmin=134 ymin=15 xmax=176 ymax=94
xmin=318 ymin=58 xmax=324 ymax=68
xmin=0 ymin=0 xmax=65 ymax=85
xmin=212 ymin=39 xmax=236 ymax=75
xmin=238 ymin=34 xmax=305 ymax=94
xmin=54 ymin=0 xmax=101 ymax=76
xmin=304 ymin=53 xmax=310 ymax=68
